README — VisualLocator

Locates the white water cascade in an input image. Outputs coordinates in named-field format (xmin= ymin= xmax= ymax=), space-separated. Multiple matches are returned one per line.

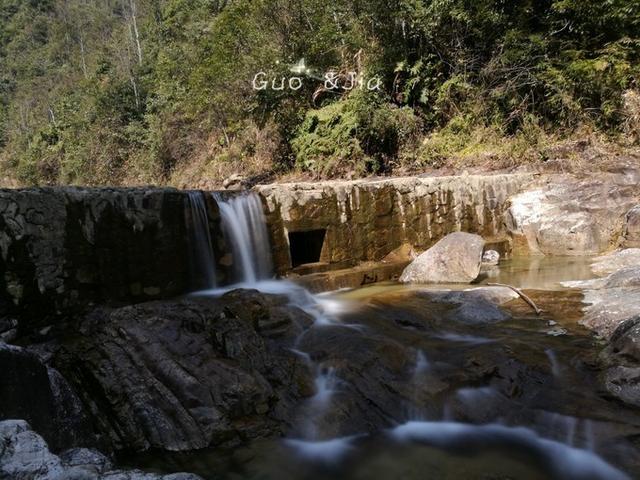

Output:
xmin=186 ymin=191 xmax=217 ymax=289
xmin=214 ymin=192 xmax=273 ymax=283
xmin=391 ymin=421 xmax=629 ymax=480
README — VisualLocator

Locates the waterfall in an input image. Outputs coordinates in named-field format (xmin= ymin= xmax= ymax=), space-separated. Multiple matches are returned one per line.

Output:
xmin=213 ymin=192 xmax=273 ymax=283
xmin=186 ymin=191 xmax=217 ymax=289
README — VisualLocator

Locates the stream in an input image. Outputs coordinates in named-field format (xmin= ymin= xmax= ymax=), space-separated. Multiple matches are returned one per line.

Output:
xmin=119 ymin=251 xmax=640 ymax=479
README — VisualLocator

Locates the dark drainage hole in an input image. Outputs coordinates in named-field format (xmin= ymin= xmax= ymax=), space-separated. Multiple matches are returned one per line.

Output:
xmin=288 ymin=229 xmax=326 ymax=268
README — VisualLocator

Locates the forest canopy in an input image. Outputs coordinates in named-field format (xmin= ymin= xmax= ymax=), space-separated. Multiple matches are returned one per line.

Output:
xmin=0 ymin=0 xmax=639 ymax=186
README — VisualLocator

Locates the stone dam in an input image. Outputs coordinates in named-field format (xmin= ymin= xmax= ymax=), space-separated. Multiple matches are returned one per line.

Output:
xmin=1 ymin=170 xmax=638 ymax=323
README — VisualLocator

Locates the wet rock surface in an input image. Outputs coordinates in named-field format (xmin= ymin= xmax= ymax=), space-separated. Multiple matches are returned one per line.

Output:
xmin=0 ymin=342 xmax=93 ymax=451
xmin=400 ymin=232 xmax=485 ymax=284
xmin=1 ymin=282 xmax=639 ymax=478
xmin=0 ymin=420 xmax=202 ymax=480
xmin=52 ymin=290 xmax=315 ymax=452
xmin=117 ymin=287 xmax=640 ymax=479
xmin=600 ymin=317 xmax=640 ymax=408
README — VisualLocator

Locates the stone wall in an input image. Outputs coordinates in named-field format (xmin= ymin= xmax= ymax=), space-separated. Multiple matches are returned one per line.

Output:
xmin=256 ymin=174 xmax=535 ymax=274
xmin=0 ymin=188 xmax=224 ymax=332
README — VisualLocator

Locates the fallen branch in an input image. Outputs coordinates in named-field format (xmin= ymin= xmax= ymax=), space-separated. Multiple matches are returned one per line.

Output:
xmin=487 ymin=283 xmax=543 ymax=316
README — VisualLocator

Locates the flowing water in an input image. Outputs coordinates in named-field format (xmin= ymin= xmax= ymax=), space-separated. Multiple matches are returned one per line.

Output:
xmin=124 ymin=283 xmax=640 ymax=478
xmin=153 ymin=204 xmax=640 ymax=479
xmin=186 ymin=191 xmax=217 ymax=289
xmin=213 ymin=192 xmax=273 ymax=283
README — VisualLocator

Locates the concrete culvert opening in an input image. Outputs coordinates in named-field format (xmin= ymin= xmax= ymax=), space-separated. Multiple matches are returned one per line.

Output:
xmin=288 ymin=229 xmax=326 ymax=267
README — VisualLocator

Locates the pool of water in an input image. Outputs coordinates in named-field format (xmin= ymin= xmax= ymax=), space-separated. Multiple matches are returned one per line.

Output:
xmin=331 ymin=255 xmax=598 ymax=302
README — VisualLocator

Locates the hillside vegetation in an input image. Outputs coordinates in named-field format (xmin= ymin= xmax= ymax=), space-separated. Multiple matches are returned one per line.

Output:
xmin=1 ymin=0 xmax=639 ymax=186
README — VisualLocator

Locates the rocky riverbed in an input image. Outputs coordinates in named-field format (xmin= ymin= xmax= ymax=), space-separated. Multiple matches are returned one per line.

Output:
xmin=4 ymin=270 xmax=640 ymax=479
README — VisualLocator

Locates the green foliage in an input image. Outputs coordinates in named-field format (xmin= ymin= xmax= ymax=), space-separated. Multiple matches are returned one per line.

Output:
xmin=0 ymin=0 xmax=639 ymax=185
xmin=292 ymin=91 xmax=421 ymax=177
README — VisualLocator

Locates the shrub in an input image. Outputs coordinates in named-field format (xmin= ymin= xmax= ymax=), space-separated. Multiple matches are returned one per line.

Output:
xmin=292 ymin=91 xmax=421 ymax=177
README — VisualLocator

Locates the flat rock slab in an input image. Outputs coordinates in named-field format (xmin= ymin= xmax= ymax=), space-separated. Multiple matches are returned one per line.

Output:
xmin=561 ymin=251 xmax=640 ymax=338
xmin=53 ymin=291 xmax=315 ymax=452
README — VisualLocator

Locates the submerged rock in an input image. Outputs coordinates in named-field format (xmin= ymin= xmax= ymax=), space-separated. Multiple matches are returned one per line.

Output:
xmin=0 ymin=420 xmax=202 ymax=480
xmin=424 ymin=290 xmax=512 ymax=324
xmin=466 ymin=286 xmax=519 ymax=305
xmin=400 ymin=233 xmax=485 ymax=284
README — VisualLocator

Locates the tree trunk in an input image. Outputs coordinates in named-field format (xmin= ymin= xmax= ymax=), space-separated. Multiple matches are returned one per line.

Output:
xmin=129 ymin=0 xmax=143 ymax=66
xmin=79 ymin=35 xmax=88 ymax=79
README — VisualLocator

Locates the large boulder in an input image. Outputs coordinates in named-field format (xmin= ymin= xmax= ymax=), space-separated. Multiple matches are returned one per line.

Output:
xmin=0 ymin=419 xmax=202 ymax=480
xmin=53 ymin=291 xmax=315 ymax=452
xmin=506 ymin=174 xmax=640 ymax=255
xmin=399 ymin=232 xmax=485 ymax=284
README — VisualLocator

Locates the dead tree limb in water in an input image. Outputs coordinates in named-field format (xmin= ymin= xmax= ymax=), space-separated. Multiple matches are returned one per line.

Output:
xmin=487 ymin=283 xmax=543 ymax=316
